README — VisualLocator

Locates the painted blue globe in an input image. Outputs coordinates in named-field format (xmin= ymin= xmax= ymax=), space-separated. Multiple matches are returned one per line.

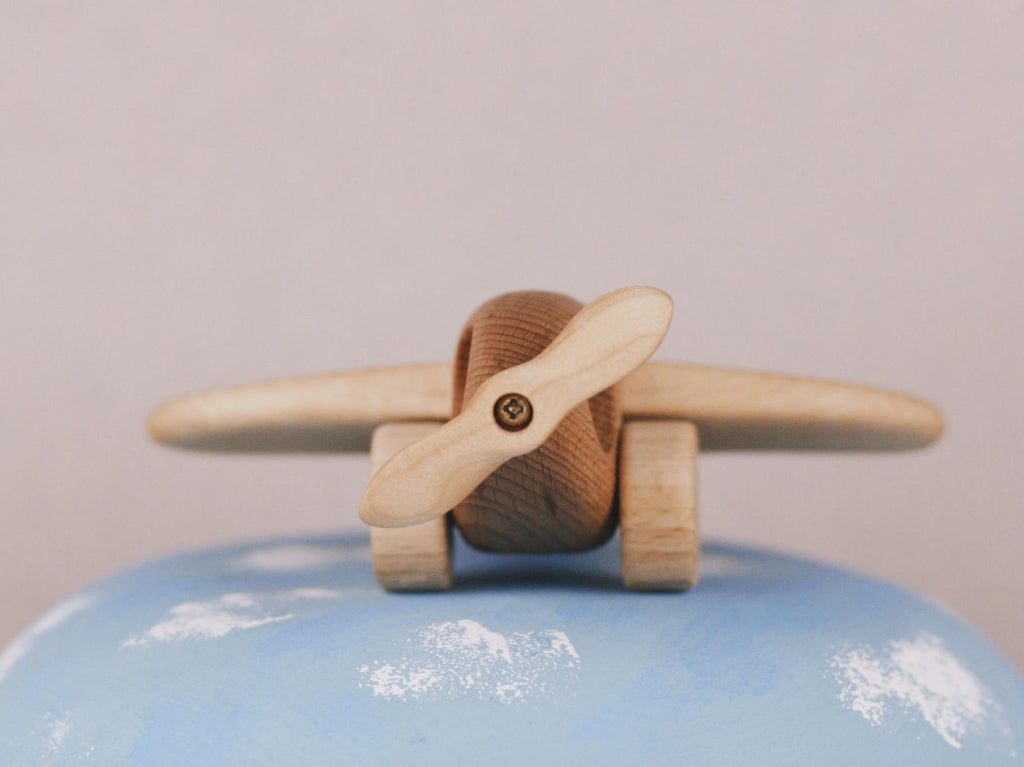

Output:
xmin=1 ymin=534 xmax=1020 ymax=765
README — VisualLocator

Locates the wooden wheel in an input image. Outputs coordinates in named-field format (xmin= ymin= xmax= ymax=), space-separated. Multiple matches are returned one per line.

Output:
xmin=451 ymin=291 xmax=622 ymax=553
xmin=620 ymin=419 xmax=699 ymax=590
xmin=369 ymin=422 xmax=452 ymax=590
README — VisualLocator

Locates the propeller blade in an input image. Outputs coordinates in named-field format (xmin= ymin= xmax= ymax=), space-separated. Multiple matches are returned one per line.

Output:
xmin=359 ymin=286 xmax=672 ymax=527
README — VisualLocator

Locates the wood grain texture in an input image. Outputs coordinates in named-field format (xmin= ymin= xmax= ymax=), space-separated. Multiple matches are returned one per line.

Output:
xmin=623 ymin=363 xmax=944 ymax=450
xmin=148 ymin=363 xmax=450 ymax=452
xmin=369 ymin=422 xmax=452 ymax=591
xmin=452 ymin=291 xmax=621 ymax=552
xmin=620 ymin=420 xmax=699 ymax=591
xmin=357 ymin=287 xmax=671 ymax=531
xmin=148 ymin=364 xmax=943 ymax=453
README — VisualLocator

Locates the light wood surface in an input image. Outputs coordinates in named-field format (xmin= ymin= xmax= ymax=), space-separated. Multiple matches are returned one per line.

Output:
xmin=623 ymin=363 xmax=943 ymax=450
xmin=620 ymin=420 xmax=699 ymax=590
xmin=358 ymin=287 xmax=672 ymax=529
xmin=450 ymin=292 xmax=622 ymax=552
xmin=148 ymin=363 xmax=451 ymax=452
xmin=369 ymin=422 xmax=452 ymax=591
xmin=149 ymin=361 xmax=943 ymax=453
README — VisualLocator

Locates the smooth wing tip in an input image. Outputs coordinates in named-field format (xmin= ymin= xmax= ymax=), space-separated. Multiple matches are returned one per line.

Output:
xmin=832 ymin=392 xmax=945 ymax=451
xmin=906 ymin=396 xmax=945 ymax=448
xmin=147 ymin=398 xmax=191 ymax=447
xmin=146 ymin=392 xmax=268 ymax=451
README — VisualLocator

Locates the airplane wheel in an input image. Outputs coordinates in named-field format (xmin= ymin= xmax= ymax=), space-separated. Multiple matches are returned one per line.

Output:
xmin=620 ymin=419 xmax=699 ymax=590
xmin=369 ymin=422 xmax=452 ymax=591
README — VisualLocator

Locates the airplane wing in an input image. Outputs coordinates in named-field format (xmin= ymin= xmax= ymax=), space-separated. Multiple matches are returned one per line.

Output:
xmin=148 ymin=362 xmax=942 ymax=453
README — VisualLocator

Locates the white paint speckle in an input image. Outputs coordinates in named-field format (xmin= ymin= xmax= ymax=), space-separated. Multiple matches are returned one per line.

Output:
xmin=829 ymin=633 xmax=1006 ymax=749
xmin=31 ymin=712 xmax=74 ymax=765
xmin=359 ymin=619 xmax=580 ymax=703
xmin=233 ymin=543 xmax=370 ymax=572
xmin=122 ymin=588 xmax=344 ymax=647
xmin=0 ymin=595 xmax=97 ymax=684
xmin=48 ymin=715 xmax=70 ymax=751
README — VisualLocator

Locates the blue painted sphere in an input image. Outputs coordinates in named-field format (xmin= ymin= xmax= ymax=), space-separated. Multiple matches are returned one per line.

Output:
xmin=1 ymin=534 xmax=1020 ymax=765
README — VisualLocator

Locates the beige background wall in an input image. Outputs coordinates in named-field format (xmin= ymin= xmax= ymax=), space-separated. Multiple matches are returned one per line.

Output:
xmin=1 ymin=2 xmax=1021 ymax=669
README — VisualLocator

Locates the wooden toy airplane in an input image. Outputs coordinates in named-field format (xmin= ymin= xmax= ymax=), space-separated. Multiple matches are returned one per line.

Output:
xmin=149 ymin=286 xmax=943 ymax=592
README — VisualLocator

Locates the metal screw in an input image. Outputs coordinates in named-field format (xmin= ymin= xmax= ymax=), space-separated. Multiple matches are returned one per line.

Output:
xmin=493 ymin=393 xmax=533 ymax=432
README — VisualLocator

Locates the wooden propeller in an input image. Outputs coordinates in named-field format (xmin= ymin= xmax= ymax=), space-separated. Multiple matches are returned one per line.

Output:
xmin=358 ymin=286 xmax=672 ymax=528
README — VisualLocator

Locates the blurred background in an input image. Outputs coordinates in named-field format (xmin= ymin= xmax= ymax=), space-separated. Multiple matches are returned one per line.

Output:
xmin=1 ymin=3 xmax=1021 ymax=668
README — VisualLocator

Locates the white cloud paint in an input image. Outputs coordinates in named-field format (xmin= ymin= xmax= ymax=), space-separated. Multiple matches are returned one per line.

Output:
xmin=0 ymin=595 xmax=97 ymax=684
xmin=829 ymin=633 xmax=1008 ymax=750
xmin=47 ymin=715 xmax=70 ymax=759
xmin=122 ymin=588 xmax=344 ymax=648
xmin=232 ymin=543 xmax=370 ymax=572
xmin=359 ymin=619 xmax=580 ymax=703
xmin=36 ymin=712 xmax=97 ymax=767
